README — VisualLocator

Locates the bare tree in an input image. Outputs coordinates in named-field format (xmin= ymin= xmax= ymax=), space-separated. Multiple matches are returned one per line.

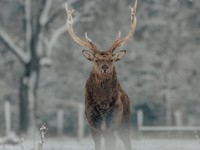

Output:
xmin=0 ymin=0 xmax=95 ymax=134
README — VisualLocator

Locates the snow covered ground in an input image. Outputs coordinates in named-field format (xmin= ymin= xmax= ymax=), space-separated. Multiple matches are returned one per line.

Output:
xmin=1 ymin=137 xmax=199 ymax=150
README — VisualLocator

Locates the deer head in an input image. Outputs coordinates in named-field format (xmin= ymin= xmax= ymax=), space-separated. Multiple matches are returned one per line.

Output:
xmin=65 ymin=0 xmax=137 ymax=78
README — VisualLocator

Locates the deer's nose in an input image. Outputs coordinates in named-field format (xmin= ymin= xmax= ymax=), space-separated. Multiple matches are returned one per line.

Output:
xmin=102 ymin=64 xmax=109 ymax=71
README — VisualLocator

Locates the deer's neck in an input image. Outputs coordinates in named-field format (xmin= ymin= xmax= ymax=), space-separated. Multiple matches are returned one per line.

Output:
xmin=85 ymin=69 xmax=120 ymax=103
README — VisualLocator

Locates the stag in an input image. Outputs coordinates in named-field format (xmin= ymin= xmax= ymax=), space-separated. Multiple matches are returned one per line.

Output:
xmin=65 ymin=1 xmax=137 ymax=150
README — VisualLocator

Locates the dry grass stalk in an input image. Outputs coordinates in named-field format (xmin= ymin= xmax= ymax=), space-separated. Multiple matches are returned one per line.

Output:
xmin=37 ymin=123 xmax=48 ymax=150
xmin=194 ymin=131 xmax=200 ymax=144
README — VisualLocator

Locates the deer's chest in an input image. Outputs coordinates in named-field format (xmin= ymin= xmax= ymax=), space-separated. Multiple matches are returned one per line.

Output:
xmin=85 ymin=86 xmax=119 ymax=129
xmin=85 ymin=99 xmax=117 ymax=130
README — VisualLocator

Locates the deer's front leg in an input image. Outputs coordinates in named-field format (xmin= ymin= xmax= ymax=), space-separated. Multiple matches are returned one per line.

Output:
xmin=111 ymin=100 xmax=123 ymax=129
xmin=91 ymin=128 xmax=101 ymax=150
xmin=103 ymin=132 xmax=116 ymax=150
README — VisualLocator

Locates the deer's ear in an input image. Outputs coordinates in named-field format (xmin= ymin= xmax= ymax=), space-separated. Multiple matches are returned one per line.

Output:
xmin=82 ymin=50 xmax=95 ymax=61
xmin=113 ymin=50 xmax=126 ymax=61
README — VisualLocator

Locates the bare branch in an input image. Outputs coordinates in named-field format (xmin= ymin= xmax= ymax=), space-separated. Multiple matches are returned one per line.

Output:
xmin=40 ymin=0 xmax=53 ymax=26
xmin=40 ymin=24 xmax=69 ymax=67
xmin=25 ymin=0 xmax=32 ymax=58
xmin=40 ymin=0 xmax=78 ymax=26
xmin=35 ymin=0 xmax=53 ymax=59
xmin=0 ymin=29 xmax=29 ymax=63
xmin=46 ymin=25 xmax=67 ymax=57
xmin=40 ymin=57 xmax=52 ymax=67
xmin=45 ymin=8 xmax=63 ymax=27
xmin=44 ymin=0 xmax=79 ymax=27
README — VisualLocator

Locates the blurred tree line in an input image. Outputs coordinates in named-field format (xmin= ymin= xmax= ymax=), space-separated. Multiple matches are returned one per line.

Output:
xmin=0 ymin=0 xmax=200 ymax=136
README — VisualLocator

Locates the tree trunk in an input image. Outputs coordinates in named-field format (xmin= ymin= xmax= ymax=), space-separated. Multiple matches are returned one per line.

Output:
xmin=19 ymin=62 xmax=40 ymax=134
xmin=19 ymin=73 xmax=28 ymax=132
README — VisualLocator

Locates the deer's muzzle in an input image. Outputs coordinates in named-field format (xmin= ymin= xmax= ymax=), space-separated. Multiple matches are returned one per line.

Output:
xmin=101 ymin=64 xmax=109 ymax=72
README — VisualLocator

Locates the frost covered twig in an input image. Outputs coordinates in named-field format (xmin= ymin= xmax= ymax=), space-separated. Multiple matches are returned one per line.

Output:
xmin=194 ymin=131 xmax=200 ymax=144
xmin=20 ymin=137 xmax=24 ymax=150
xmin=37 ymin=123 xmax=48 ymax=150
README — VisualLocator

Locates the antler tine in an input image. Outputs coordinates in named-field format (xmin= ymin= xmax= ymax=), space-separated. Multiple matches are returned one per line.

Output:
xmin=107 ymin=0 xmax=137 ymax=53
xmin=85 ymin=32 xmax=92 ymax=42
xmin=65 ymin=3 xmax=98 ymax=53
xmin=118 ymin=31 xmax=121 ymax=38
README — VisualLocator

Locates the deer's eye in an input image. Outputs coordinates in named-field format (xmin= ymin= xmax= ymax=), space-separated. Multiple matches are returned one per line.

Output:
xmin=111 ymin=59 xmax=113 ymax=62
xmin=95 ymin=59 xmax=98 ymax=63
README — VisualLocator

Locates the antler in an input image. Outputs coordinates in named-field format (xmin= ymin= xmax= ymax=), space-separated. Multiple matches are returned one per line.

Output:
xmin=107 ymin=0 xmax=137 ymax=53
xmin=65 ymin=3 xmax=98 ymax=53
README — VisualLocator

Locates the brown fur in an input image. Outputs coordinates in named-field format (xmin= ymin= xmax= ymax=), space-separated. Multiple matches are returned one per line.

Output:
xmin=84 ymin=51 xmax=132 ymax=150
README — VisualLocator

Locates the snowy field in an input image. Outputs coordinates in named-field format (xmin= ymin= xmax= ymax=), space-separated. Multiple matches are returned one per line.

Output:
xmin=1 ymin=137 xmax=199 ymax=150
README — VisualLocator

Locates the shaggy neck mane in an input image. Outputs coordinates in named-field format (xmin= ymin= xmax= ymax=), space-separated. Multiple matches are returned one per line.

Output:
xmin=86 ymin=68 xmax=120 ymax=103
xmin=91 ymin=67 xmax=118 ymax=83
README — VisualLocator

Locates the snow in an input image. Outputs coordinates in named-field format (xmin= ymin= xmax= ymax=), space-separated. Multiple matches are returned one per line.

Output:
xmin=1 ymin=137 xmax=199 ymax=150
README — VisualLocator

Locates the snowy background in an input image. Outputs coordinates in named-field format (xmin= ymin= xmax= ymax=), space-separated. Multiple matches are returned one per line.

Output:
xmin=0 ymin=0 xmax=200 ymax=149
